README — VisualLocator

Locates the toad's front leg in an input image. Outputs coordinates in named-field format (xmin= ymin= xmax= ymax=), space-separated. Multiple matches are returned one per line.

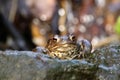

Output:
xmin=78 ymin=39 xmax=92 ymax=58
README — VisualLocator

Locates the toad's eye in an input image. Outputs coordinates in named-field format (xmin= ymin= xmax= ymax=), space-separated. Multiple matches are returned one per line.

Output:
xmin=69 ymin=34 xmax=76 ymax=41
xmin=52 ymin=37 xmax=57 ymax=42
xmin=53 ymin=35 xmax=60 ymax=42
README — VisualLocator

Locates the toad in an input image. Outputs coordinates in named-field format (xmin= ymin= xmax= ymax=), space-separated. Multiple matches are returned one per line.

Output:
xmin=33 ymin=34 xmax=92 ymax=59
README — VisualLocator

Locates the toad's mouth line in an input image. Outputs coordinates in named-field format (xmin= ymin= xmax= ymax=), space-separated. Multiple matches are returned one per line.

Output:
xmin=50 ymin=44 xmax=78 ymax=51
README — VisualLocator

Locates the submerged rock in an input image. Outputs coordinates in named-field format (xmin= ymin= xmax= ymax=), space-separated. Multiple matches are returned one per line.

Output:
xmin=0 ymin=45 xmax=120 ymax=80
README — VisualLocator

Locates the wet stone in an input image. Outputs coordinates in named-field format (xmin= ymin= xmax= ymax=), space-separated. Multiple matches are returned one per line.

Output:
xmin=0 ymin=50 xmax=98 ymax=80
xmin=0 ymin=45 xmax=120 ymax=80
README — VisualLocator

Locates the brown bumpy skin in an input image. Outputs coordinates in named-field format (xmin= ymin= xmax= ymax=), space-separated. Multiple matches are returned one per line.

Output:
xmin=46 ymin=35 xmax=92 ymax=59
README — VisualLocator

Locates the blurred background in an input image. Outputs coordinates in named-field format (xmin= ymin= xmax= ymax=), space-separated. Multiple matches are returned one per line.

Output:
xmin=0 ymin=0 xmax=120 ymax=50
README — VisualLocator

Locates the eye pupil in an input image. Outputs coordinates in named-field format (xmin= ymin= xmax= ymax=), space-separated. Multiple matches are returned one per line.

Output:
xmin=72 ymin=36 xmax=75 ymax=40
xmin=69 ymin=35 xmax=76 ymax=41
xmin=52 ymin=35 xmax=60 ymax=42
xmin=53 ymin=37 xmax=57 ymax=41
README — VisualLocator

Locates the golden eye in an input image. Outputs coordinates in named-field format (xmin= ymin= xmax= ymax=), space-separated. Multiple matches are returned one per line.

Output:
xmin=69 ymin=34 xmax=76 ymax=41
xmin=53 ymin=35 xmax=60 ymax=42
xmin=52 ymin=37 xmax=57 ymax=42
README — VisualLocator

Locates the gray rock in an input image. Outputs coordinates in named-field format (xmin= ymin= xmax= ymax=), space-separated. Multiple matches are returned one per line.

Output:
xmin=0 ymin=50 xmax=97 ymax=80
xmin=91 ymin=45 xmax=120 ymax=80
xmin=0 ymin=45 xmax=120 ymax=80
